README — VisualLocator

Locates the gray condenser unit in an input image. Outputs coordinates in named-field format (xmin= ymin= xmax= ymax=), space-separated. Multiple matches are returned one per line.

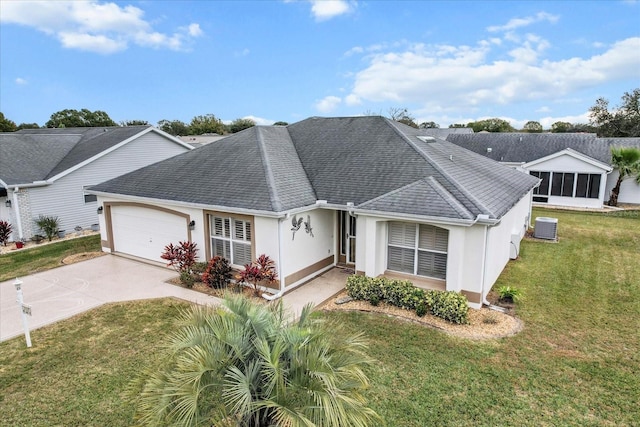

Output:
xmin=534 ymin=217 xmax=558 ymax=240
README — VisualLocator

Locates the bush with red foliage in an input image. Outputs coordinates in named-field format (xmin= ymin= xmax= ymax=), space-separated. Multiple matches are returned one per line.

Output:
xmin=237 ymin=254 xmax=278 ymax=296
xmin=160 ymin=241 xmax=198 ymax=274
xmin=202 ymin=256 xmax=233 ymax=289
xmin=0 ymin=220 xmax=13 ymax=246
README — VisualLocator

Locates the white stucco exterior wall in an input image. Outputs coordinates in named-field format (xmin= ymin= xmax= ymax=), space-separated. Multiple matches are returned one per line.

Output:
xmin=280 ymin=208 xmax=335 ymax=288
xmin=605 ymin=170 xmax=640 ymax=205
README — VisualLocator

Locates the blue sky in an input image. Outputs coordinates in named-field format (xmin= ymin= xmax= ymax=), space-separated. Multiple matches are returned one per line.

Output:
xmin=1 ymin=0 xmax=639 ymax=129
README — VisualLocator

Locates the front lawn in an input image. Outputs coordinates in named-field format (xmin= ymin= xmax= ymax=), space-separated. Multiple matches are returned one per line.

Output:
xmin=0 ymin=235 xmax=101 ymax=282
xmin=0 ymin=207 xmax=638 ymax=425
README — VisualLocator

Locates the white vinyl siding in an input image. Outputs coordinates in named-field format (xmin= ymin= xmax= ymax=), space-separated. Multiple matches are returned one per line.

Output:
xmin=387 ymin=222 xmax=448 ymax=279
xmin=210 ymin=215 xmax=251 ymax=266
xmin=27 ymin=131 xmax=189 ymax=234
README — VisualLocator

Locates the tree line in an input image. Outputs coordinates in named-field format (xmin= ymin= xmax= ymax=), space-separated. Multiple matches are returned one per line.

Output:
xmin=0 ymin=109 xmax=278 ymax=136
xmin=1 ymin=88 xmax=637 ymax=137
xmin=383 ymin=88 xmax=639 ymax=137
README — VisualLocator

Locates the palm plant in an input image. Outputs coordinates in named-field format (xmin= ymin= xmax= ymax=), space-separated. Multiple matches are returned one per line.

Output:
xmin=128 ymin=295 xmax=380 ymax=426
xmin=607 ymin=146 xmax=640 ymax=206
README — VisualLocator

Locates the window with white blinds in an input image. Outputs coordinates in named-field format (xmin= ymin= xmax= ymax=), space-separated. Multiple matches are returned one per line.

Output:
xmin=387 ymin=222 xmax=448 ymax=279
xmin=209 ymin=215 xmax=252 ymax=266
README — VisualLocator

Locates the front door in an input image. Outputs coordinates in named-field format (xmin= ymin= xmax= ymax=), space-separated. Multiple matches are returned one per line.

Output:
xmin=339 ymin=211 xmax=356 ymax=265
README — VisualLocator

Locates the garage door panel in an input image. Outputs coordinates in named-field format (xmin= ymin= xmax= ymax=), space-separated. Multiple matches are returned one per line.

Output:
xmin=111 ymin=206 xmax=188 ymax=262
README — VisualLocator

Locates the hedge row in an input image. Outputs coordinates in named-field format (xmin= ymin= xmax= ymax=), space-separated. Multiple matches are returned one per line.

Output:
xmin=345 ymin=275 xmax=469 ymax=324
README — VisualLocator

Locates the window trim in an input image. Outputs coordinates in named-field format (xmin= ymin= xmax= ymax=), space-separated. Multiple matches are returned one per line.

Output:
xmin=387 ymin=222 xmax=448 ymax=280
xmin=205 ymin=211 xmax=255 ymax=267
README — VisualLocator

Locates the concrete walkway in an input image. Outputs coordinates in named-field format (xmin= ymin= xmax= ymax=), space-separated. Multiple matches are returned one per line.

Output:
xmin=0 ymin=255 xmax=346 ymax=343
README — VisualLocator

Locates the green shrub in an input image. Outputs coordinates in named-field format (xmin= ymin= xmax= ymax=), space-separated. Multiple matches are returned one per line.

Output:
xmin=415 ymin=302 xmax=428 ymax=317
xmin=347 ymin=275 xmax=469 ymax=324
xmin=179 ymin=271 xmax=196 ymax=288
xmin=346 ymin=275 xmax=384 ymax=302
xmin=35 ymin=215 xmax=60 ymax=242
xmin=383 ymin=279 xmax=421 ymax=309
xmin=429 ymin=291 xmax=469 ymax=324
xmin=498 ymin=286 xmax=522 ymax=303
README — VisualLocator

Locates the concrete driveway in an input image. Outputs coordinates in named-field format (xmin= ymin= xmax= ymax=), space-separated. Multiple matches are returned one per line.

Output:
xmin=1 ymin=255 xmax=347 ymax=344
xmin=0 ymin=255 xmax=221 ymax=342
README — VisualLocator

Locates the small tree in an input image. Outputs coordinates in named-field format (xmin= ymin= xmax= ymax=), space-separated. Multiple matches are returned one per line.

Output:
xmin=607 ymin=146 xmax=640 ymax=206
xmin=160 ymin=241 xmax=198 ymax=274
xmin=201 ymin=256 xmax=233 ymax=289
xmin=35 ymin=215 xmax=60 ymax=241
xmin=522 ymin=121 xmax=543 ymax=133
xmin=238 ymin=254 xmax=278 ymax=296
xmin=0 ymin=221 xmax=13 ymax=246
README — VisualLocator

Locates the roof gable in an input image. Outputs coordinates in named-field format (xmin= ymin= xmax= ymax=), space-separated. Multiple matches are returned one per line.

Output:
xmin=523 ymin=148 xmax=613 ymax=171
xmin=1 ymin=126 xmax=189 ymax=186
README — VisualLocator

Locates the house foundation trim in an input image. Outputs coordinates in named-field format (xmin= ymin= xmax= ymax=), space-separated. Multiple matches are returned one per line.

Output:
xmin=284 ymin=255 xmax=334 ymax=286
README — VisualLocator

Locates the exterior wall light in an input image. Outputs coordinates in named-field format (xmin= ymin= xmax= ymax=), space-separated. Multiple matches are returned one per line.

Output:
xmin=189 ymin=220 xmax=196 ymax=230
xmin=97 ymin=206 xmax=104 ymax=214
xmin=5 ymin=199 xmax=11 ymax=208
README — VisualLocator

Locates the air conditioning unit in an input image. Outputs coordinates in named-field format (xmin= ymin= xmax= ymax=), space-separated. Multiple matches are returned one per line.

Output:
xmin=534 ymin=217 xmax=558 ymax=240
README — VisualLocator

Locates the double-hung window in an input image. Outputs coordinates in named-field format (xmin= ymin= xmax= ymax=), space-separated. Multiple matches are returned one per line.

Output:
xmin=209 ymin=215 xmax=252 ymax=266
xmin=387 ymin=222 xmax=448 ymax=280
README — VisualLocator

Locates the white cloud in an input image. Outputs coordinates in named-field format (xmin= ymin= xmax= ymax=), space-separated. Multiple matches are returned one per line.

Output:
xmin=315 ymin=96 xmax=342 ymax=113
xmin=0 ymin=0 xmax=203 ymax=54
xmin=15 ymin=77 xmax=28 ymax=85
xmin=310 ymin=0 xmax=352 ymax=21
xmin=487 ymin=11 xmax=559 ymax=33
xmin=345 ymin=37 xmax=640 ymax=118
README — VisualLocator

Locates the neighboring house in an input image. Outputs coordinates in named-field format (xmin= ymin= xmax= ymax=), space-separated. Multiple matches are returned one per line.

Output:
xmin=179 ymin=134 xmax=229 ymax=148
xmin=89 ymin=116 xmax=539 ymax=308
xmin=0 ymin=126 xmax=193 ymax=241
xmin=447 ymin=133 xmax=640 ymax=207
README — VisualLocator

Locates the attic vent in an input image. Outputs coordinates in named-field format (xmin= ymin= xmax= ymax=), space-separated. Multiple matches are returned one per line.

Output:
xmin=534 ymin=217 xmax=558 ymax=240
xmin=417 ymin=136 xmax=436 ymax=142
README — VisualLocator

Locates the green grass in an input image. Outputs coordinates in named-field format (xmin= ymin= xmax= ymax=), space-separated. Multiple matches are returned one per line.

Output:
xmin=0 ymin=299 xmax=189 ymax=426
xmin=0 ymin=235 xmax=101 ymax=282
xmin=0 ymin=208 xmax=638 ymax=425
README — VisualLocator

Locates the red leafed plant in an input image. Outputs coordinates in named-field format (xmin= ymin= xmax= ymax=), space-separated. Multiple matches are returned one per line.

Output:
xmin=0 ymin=220 xmax=13 ymax=246
xmin=238 ymin=254 xmax=278 ymax=296
xmin=201 ymin=256 xmax=233 ymax=289
xmin=160 ymin=241 xmax=198 ymax=274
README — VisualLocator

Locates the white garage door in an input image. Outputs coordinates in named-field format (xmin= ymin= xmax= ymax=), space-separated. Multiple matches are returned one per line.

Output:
xmin=111 ymin=205 xmax=188 ymax=262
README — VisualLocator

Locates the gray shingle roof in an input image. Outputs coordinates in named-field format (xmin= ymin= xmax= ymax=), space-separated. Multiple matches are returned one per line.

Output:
xmin=91 ymin=117 xmax=540 ymax=221
xmin=1 ymin=126 xmax=153 ymax=186
xmin=446 ymin=133 xmax=640 ymax=164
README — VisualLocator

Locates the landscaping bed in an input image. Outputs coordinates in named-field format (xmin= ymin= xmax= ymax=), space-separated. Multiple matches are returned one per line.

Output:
xmin=321 ymin=290 xmax=522 ymax=340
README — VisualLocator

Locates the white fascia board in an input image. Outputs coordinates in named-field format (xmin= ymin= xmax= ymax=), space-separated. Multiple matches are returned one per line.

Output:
xmin=4 ymin=180 xmax=50 ymax=189
xmin=523 ymin=148 xmax=613 ymax=171
xmin=346 ymin=208 xmax=484 ymax=227
xmin=90 ymin=190 xmax=284 ymax=218
xmin=149 ymin=127 xmax=195 ymax=150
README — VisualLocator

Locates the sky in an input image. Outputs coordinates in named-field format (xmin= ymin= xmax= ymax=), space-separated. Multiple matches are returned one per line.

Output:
xmin=1 ymin=0 xmax=639 ymax=129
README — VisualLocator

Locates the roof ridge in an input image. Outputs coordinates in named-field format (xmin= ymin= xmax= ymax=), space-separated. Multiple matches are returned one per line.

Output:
xmin=255 ymin=127 xmax=283 ymax=212
xmin=385 ymin=119 xmax=495 ymax=217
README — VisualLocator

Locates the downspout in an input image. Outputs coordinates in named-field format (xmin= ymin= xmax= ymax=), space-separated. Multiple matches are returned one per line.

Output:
xmin=262 ymin=213 xmax=287 ymax=301
xmin=12 ymin=188 xmax=24 ymax=241
xmin=480 ymin=223 xmax=491 ymax=306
